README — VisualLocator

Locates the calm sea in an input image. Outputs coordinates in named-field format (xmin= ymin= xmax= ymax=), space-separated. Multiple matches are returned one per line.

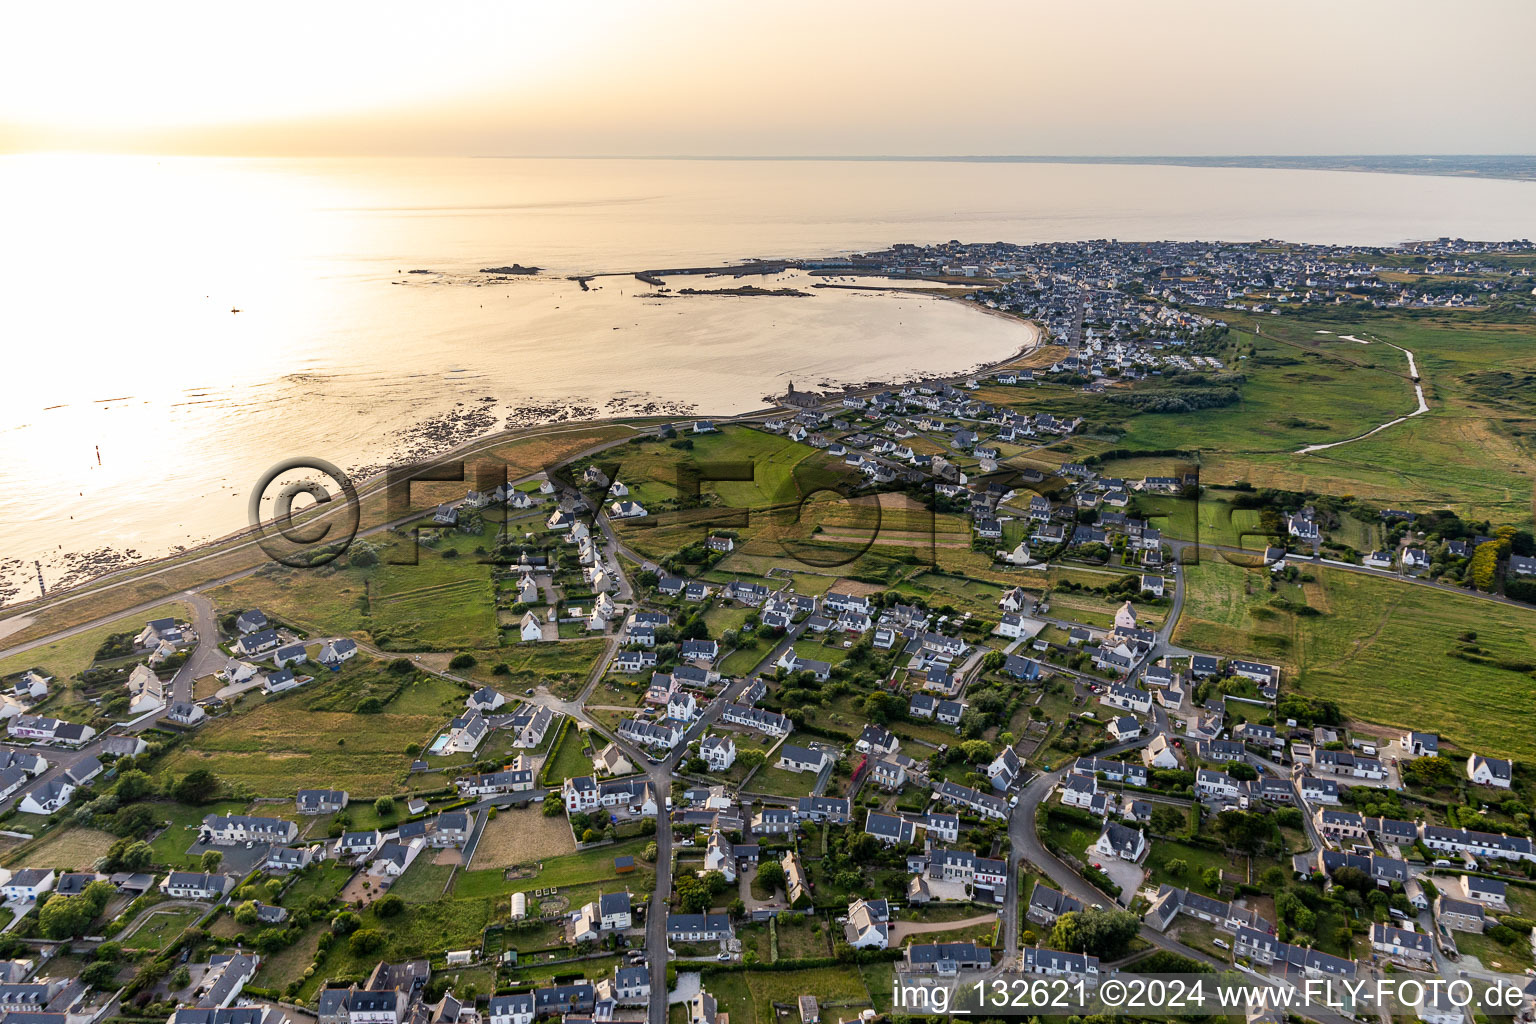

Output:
xmin=3 ymin=155 xmax=1535 ymax=600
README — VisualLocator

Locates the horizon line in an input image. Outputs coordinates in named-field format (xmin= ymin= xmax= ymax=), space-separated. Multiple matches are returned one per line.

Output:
xmin=465 ymin=153 xmax=1536 ymax=160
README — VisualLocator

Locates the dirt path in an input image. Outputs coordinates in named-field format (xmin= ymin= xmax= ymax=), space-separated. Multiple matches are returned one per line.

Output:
xmin=886 ymin=911 xmax=997 ymax=943
xmin=1296 ymin=336 xmax=1429 ymax=454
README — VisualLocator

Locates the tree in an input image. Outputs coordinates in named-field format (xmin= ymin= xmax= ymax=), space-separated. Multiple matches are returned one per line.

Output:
xmin=348 ymin=541 xmax=381 ymax=568
xmin=542 ymin=793 xmax=564 ymax=816
xmin=174 ymin=768 xmax=221 ymax=804
xmin=1213 ymin=809 xmax=1273 ymax=854
xmin=1149 ymin=806 xmax=1186 ymax=836
xmin=1050 ymin=908 xmax=1141 ymax=959
xmin=756 ymin=859 xmax=787 ymax=893
xmin=1165 ymin=858 xmax=1188 ymax=878
xmin=110 ymin=803 xmax=158 ymax=838
xmin=374 ymin=796 xmax=397 ymax=818
xmin=862 ymin=692 xmax=907 ymax=725
xmin=171 ymin=966 xmax=193 ymax=990
xmin=80 ymin=961 xmax=120 ymax=990
xmin=1402 ymin=755 xmax=1458 ymax=788
xmin=737 ymin=750 xmax=766 ymax=771
xmin=331 ymin=911 xmax=362 ymax=935
xmin=234 ymin=901 xmax=259 ymax=925
xmin=349 ymin=928 xmax=386 ymax=954
xmin=449 ymin=653 xmax=477 ymax=670
xmin=959 ymin=739 xmax=993 ymax=765
xmin=115 ymin=769 xmax=153 ymax=801
xmin=1201 ymin=867 xmax=1221 ymax=891
xmin=1227 ymin=762 xmax=1258 ymax=782
xmin=200 ymin=850 xmax=224 ymax=872
xmin=375 ymin=895 xmax=405 ymax=918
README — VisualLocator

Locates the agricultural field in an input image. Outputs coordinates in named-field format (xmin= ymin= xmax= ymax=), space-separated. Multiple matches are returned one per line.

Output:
xmin=10 ymin=827 xmax=119 ymax=871
xmin=471 ymin=807 xmax=576 ymax=870
xmin=1174 ymin=562 xmax=1536 ymax=760
xmin=160 ymin=665 xmax=462 ymax=797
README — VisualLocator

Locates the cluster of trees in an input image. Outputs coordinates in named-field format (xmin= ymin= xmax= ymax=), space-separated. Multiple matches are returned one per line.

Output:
xmin=568 ymin=811 xmax=616 ymax=845
xmin=74 ymin=768 xmax=224 ymax=847
xmin=1048 ymin=908 xmax=1141 ymax=959
xmin=39 ymin=880 xmax=117 ymax=938
xmin=1275 ymin=693 xmax=1342 ymax=726
xmin=674 ymin=869 xmax=731 ymax=913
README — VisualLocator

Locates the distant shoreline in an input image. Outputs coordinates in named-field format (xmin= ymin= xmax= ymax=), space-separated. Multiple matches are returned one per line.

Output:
xmin=0 ymin=280 xmax=1038 ymax=614
xmin=471 ymin=153 xmax=1536 ymax=183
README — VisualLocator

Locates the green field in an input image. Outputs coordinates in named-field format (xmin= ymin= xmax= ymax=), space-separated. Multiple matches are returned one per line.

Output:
xmin=977 ymin=308 xmax=1536 ymax=527
xmin=1144 ymin=839 xmax=1247 ymax=897
xmin=461 ymin=638 xmax=609 ymax=689
xmin=453 ymin=837 xmax=654 ymax=900
xmin=279 ymin=863 xmax=354 ymax=908
xmin=124 ymin=905 xmax=204 ymax=950
xmin=540 ymin=721 xmax=593 ymax=783
xmin=1175 ymin=562 xmax=1536 ymax=760
xmin=0 ymin=599 xmax=191 ymax=682
xmin=578 ymin=425 xmax=823 ymax=510
xmin=746 ymin=765 xmax=820 ymax=799
xmin=161 ymin=665 xmax=465 ymax=797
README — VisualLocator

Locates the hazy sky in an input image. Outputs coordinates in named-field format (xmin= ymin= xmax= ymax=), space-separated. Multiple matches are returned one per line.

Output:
xmin=4 ymin=0 xmax=1533 ymax=156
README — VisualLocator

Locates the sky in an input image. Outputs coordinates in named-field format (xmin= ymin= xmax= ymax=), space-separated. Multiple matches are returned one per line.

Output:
xmin=3 ymin=0 xmax=1534 ymax=157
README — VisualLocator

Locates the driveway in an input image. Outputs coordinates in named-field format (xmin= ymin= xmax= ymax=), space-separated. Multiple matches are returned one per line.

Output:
xmin=187 ymin=836 xmax=271 ymax=875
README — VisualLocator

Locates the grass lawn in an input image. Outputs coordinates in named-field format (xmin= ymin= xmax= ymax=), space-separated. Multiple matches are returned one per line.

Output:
xmin=773 ymin=914 xmax=834 ymax=959
xmin=504 ymin=953 xmax=623 ymax=988
xmin=1040 ymin=812 xmax=1095 ymax=862
xmin=1144 ymin=840 xmax=1247 ymax=896
xmin=1455 ymin=928 xmax=1533 ymax=970
xmin=302 ymin=894 xmax=492 ymax=997
xmin=279 ymin=863 xmax=354 ymax=908
xmin=703 ymin=604 xmax=754 ymax=638
xmin=390 ymin=860 xmax=457 ymax=903
xmin=861 ymin=961 xmax=897 ymax=1014
xmin=741 ymin=966 xmax=874 ymax=1024
xmin=124 ymin=905 xmax=204 ymax=950
xmin=465 ymin=639 xmax=610 ymax=691
xmin=541 ymin=722 xmax=593 ymax=784
xmin=719 ymin=645 xmax=768 ymax=677
xmin=255 ymin=922 xmax=327 ymax=989
xmin=1174 ymin=562 xmax=1536 ymax=761
xmin=747 ymin=766 xmax=820 ymax=799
